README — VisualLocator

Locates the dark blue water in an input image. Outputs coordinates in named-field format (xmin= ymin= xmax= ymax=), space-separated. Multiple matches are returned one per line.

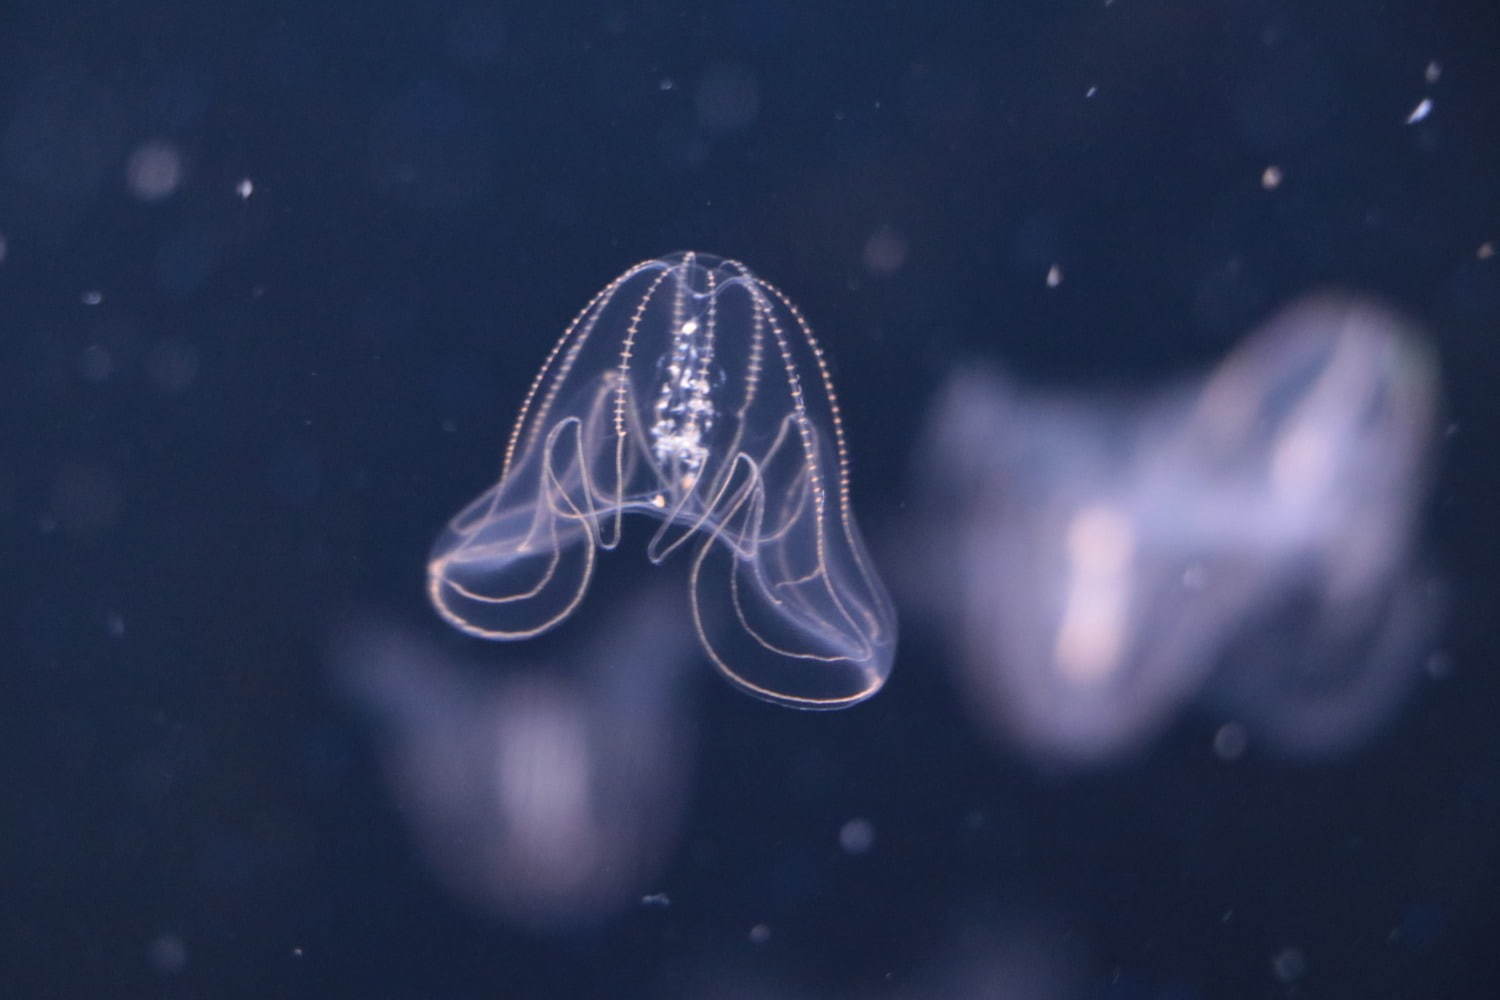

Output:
xmin=5 ymin=1 xmax=1499 ymax=997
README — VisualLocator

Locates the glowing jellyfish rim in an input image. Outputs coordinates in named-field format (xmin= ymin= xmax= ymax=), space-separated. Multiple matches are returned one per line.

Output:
xmin=426 ymin=251 xmax=897 ymax=708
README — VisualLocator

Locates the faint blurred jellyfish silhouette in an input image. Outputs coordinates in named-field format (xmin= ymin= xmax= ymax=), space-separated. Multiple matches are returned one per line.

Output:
xmin=908 ymin=295 xmax=1440 ymax=765
xmin=330 ymin=585 xmax=694 ymax=930
xmin=1176 ymin=297 xmax=1443 ymax=757
xmin=428 ymin=252 xmax=897 ymax=708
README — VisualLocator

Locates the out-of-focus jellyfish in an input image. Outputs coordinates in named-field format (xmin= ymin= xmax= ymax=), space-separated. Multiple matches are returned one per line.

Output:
xmin=907 ymin=295 xmax=1441 ymax=765
xmin=329 ymin=584 xmax=695 ymax=930
xmin=886 ymin=916 xmax=1087 ymax=1000
xmin=428 ymin=252 xmax=896 ymax=709
xmin=668 ymin=910 xmax=1086 ymax=1000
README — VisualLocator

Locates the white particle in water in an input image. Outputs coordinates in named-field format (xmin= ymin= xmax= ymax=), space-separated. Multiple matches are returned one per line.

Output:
xmin=839 ymin=817 xmax=876 ymax=854
xmin=1405 ymin=97 xmax=1433 ymax=124
xmin=126 ymin=142 xmax=184 ymax=202
xmin=1271 ymin=946 xmax=1306 ymax=982
xmin=147 ymin=933 xmax=188 ymax=975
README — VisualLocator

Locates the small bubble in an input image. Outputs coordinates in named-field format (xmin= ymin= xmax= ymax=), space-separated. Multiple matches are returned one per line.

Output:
xmin=839 ymin=817 xmax=876 ymax=855
xmin=81 ymin=289 xmax=104 ymax=306
xmin=1261 ymin=165 xmax=1283 ymax=190
xmin=106 ymin=612 xmax=126 ymax=637
xmin=126 ymin=142 xmax=185 ymax=202
xmin=1085 ymin=85 xmax=1098 ymax=98
xmin=1213 ymin=722 xmax=1249 ymax=761
xmin=236 ymin=178 xmax=254 ymax=199
xmin=1045 ymin=263 xmax=1063 ymax=288
xmin=748 ymin=923 xmax=771 ymax=945
xmin=1424 ymin=60 xmax=1442 ymax=85
xmin=147 ymin=933 xmax=188 ymax=975
xmin=1271 ymin=947 xmax=1306 ymax=982
xmin=640 ymin=892 xmax=671 ymax=907
xmin=1477 ymin=242 xmax=1494 ymax=260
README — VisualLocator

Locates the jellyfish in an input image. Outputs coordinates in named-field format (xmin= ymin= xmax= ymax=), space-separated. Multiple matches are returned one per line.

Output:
xmin=330 ymin=584 xmax=695 ymax=929
xmin=428 ymin=252 xmax=897 ymax=708
xmin=907 ymin=294 xmax=1440 ymax=763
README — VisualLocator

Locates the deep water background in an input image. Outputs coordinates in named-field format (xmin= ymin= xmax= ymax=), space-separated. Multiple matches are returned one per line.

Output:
xmin=5 ymin=1 xmax=1499 ymax=997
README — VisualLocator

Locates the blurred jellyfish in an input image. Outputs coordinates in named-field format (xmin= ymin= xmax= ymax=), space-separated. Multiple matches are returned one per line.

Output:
xmin=907 ymin=294 xmax=1441 ymax=765
xmin=329 ymin=583 xmax=696 ymax=930
xmin=886 ymin=916 xmax=1088 ymax=1000
xmin=668 ymin=909 xmax=1087 ymax=1000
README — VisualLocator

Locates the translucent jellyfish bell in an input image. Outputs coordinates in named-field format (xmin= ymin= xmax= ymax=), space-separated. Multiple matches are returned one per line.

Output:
xmin=428 ymin=252 xmax=897 ymax=708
